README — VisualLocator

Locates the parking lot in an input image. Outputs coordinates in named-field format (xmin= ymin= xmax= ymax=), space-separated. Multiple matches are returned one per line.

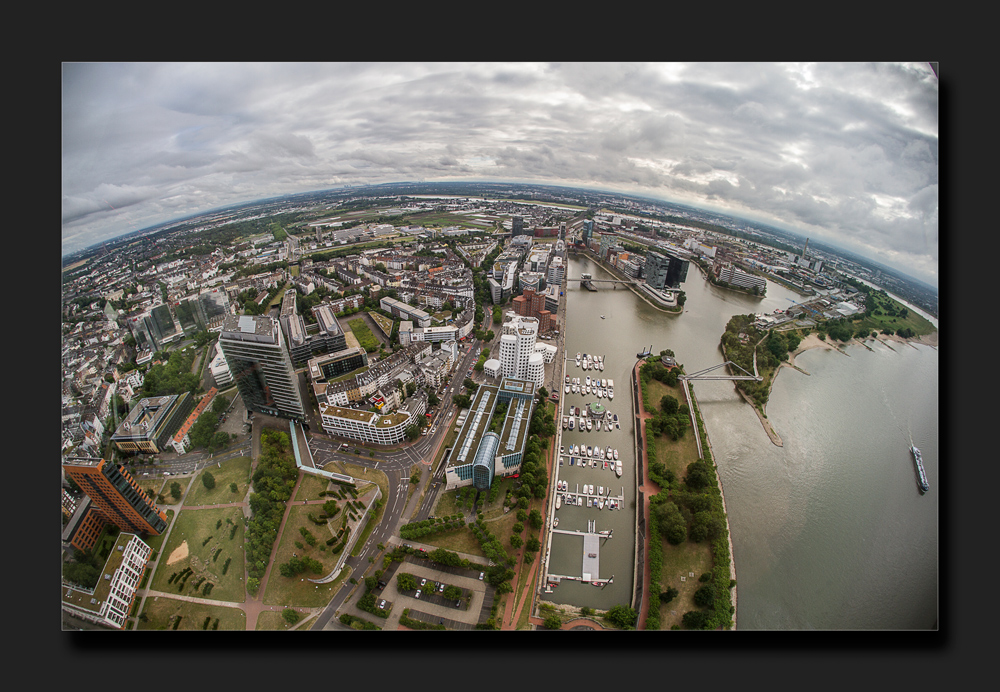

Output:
xmin=336 ymin=555 xmax=493 ymax=630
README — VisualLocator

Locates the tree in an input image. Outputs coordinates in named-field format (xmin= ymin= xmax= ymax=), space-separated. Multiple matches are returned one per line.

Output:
xmin=212 ymin=395 xmax=230 ymax=415
xmin=230 ymin=482 xmax=238 ymax=493
xmin=405 ymin=424 xmax=421 ymax=441
xmin=661 ymin=587 xmax=679 ymax=604
xmin=694 ymin=584 xmax=716 ymax=608
xmin=202 ymin=472 xmax=216 ymax=490
xmin=685 ymin=460 xmax=715 ymax=490
xmin=528 ymin=508 xmax=543 ymax=530
xmin=396 ymin=573 xmax=417 ymax=591
xmin=682 ymin=610 xmax=710 ymax=630
xmin=444 ymin=585 xmax=462 ymax=600
xmin=170 ymin=482 xmax=182 ymax=500
xmin=660 ymin=395 xmax=679 ymax=415
xmin=509 ymin=535 xmax=523 ymax=549
xmin=543 ymin=614 xmax=562 ymax=630
xmin=525 ymin=536 xmax=541 ymax=553
xmin=282 ymin=608 xmax=300 ymax=625
xmin=604 ymin=604 xmax=638 ymax=630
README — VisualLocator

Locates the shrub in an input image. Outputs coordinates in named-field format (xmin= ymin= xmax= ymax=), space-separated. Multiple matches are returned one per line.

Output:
xmin=202 ymin=472 xmax=215 ymax=490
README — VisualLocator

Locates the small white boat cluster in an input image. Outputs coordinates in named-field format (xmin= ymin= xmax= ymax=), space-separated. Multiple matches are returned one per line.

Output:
xmin=555 ymin=480 xmax=624 ymax=511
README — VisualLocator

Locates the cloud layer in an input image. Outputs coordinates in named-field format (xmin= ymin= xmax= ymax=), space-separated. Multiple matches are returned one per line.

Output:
xmin=62 ymin=62 xmax=938 ymax=285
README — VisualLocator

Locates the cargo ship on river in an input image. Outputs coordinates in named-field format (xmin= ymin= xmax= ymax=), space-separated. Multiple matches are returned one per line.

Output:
xmin=911 ymin=445 xmax=929 ymax=493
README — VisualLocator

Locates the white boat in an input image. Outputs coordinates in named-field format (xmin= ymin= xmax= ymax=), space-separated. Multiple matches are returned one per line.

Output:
xmin=565 ymin=384 xmax=570 ymax=394
xmin=562 ymin=416 xmax=568 ymax=429
xmin=556 ymin=495 xmax=562 ymax=509
xmin=616 ymin=461 xmax=622 ymax=478
xmin=598 ymin=486 xmax=604 ymax=495
xmin=600 ymin=315 xmax=605 ymax=319
xmin=586 ymin=419 xmax=592 ymax=431
xmin=608 ymin=389 xmax=614 ymax=400
xmin=599 ymin=361 xmax=604 ymax=371
xmin=568 ymin=418 xmax=574 ymax=430
xmin=613 ymin=448 xmax=619 ymax=460
xmin=589 ymin=484 xmax=594 ymax=494
xmin=599 ymin=498 xmax=605 ymax=509
xmin=585 ymin=376 xmax=591 ymax=387
xmin=606 ymin=446 xmax=613 ymax=459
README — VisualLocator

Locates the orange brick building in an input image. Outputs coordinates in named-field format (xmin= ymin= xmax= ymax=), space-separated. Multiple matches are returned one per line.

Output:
xmin=63 ymin=457 xmax=168 ymax=552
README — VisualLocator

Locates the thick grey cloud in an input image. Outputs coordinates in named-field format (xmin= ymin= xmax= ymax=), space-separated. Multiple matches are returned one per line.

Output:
xmin=62 ymin=61 xmax=938 ymax=285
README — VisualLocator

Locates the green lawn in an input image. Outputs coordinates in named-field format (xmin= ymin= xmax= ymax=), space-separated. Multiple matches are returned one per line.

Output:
xmin=346 ymin=317 xmax=380 ymax=352
xmin=641 ymin=378 xmax=702 ymax=476
xmin=255 ymin=609 xmax=313 ymax=630
xmin=160 ymin=476 xmax=192 ymax=506
xmin=185 ymin=457 xmax=252 ymax=506
xmin=656 ymin=537 xmax=714 ymax=630
xmin=150 ymin=506 xmax=247 ymax=603
xmin=138 ymin=596 xmax=246 ymax=630
xmin=261 ymin=502 xmax=347 ymax=607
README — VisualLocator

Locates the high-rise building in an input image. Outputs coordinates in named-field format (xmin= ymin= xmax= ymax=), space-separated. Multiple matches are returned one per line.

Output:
xmin=645 ymin=250 xmax=690 ymax=290
xmin=218 ymin=314 xmax=305 ymax=420
xmin=582 ymin=219 xmax=594 ymax=243
xmin=511 ymin=216 xmax=525 ymax=236
xmin=110 ymin=393 xmax=195 ymax=454
xmin=498 ymin=315 xmax=544 ymax=386
xmin=63 ymin=457 xmax=168 ymax=552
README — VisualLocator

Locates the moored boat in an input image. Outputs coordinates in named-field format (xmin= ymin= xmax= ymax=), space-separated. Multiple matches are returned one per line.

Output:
xmin=911 ymin=445 xmax=929 ymax=493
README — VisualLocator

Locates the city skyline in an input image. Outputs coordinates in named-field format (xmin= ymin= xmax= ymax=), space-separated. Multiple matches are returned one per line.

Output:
xmin=62 ymin=62 xmax=938 ymax=286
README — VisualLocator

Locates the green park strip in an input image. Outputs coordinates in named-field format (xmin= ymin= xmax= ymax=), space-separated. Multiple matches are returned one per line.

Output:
xmin=137 ymin=596 xmax=246 ymax=630
xmin=261 ymin=502 xmax=347 ymax=608
xmin=347 ymin=317 xmax=380 ymax=353
xmin=185 ymin=457 xmax=252 ymax=506
xmin=150 ymin=506 xmax=247 ymax=604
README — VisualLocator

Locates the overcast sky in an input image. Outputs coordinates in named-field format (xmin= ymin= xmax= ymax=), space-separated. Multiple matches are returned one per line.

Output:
xmin=62 ymin=62 xmax=938 ymax=286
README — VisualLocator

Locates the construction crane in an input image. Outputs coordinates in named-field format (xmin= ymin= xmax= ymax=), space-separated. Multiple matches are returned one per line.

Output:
xmin=786 ymin=297 xmax=821 ymax=317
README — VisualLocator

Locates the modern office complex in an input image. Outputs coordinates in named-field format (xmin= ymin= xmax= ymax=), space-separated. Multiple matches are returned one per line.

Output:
xmin=62 ymin=457 xmax=168 ymax=552
xmin=62 ymin=532 xmax=152 ymax=629
xmin=318 ymin=391 xmax=426 ymax=445
xmin=218 ymin=314 xmax=305 ymax=420
xmin=645 ymin=250 xmax=690 ymax=290
xmin=444 ymin=377 xmax=536 ymax=491
xmin=379 ymin=296 xmax=432 ymax=327
xmin=716 ymin=262 xmax=767 ymax=292
xmin=110 ymin=393 xmax=194 ymax=454
xmin=281 ymin=299 xmax=349 ymax=367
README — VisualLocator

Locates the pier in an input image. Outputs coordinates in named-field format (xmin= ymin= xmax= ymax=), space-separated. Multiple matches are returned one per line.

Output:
xmin=544 ymin=519 xmax=616 ymax=591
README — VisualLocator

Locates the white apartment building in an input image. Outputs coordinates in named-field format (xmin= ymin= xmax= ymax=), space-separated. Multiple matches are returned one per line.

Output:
xmin=498 ymin=315 xmax=544 ymax=387
xmin=61 ymin=533 xmax=151 ymax=629
xmin=318 ymin=403 xmax=414 ymax=445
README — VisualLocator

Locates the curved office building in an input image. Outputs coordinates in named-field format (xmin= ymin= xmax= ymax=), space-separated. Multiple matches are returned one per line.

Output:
xmin=472 ymin=432 xmax=500 ymax=491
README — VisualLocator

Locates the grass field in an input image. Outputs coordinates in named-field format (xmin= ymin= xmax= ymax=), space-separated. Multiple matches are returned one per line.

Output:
xmin=638 ymin=374 xmax=716 ymax=629
xmin=255 ymin=609 xmax=313 ymax=630
xmin=261 ymin=502 xmax=348 ymax=607
xmin=346 ymin=317 xmax=380 ymax=352
xmin=185 ymin=457 xmax=252 ymax=506
xmin=161 ymin=476 xmax=192 ymax=506
xmin=656 ymin=538 xmax=714 ymax=629
xmin=150 ymin=506 xmax=247 ymax=603
xmin=138 ymin=596 xmax=246 ymax=630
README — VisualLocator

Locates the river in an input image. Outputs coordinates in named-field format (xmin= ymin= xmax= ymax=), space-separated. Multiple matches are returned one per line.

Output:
xmin=543 ymin=253 xmax=937 ymax=629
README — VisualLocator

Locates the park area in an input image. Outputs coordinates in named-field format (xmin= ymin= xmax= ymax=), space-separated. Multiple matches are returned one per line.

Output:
xmin=147 ymin=505 xmax=247 ymax=604
xmin=186 ymin=457 xmax=252 ymax=506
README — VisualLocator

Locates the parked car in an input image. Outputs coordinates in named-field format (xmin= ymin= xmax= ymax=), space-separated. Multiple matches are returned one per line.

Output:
xmin=420 ymin=578 xmax=427 ymax=586
xmin=378 ymin=599 xmax=386 ymax=610
xmin=479 ymin=572 xmax=484 ymax=580
xmin=415 ymin=590 xmax=421 ymax=599
xmin=438 ymin=582 xmax=445 ymax=592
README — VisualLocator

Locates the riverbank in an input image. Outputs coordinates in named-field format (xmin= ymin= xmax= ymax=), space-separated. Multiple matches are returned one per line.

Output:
xmin=568 ymin=247 xmax=682 ymax=316
xmin=756 ymin=329 xmax=939 ymax=445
